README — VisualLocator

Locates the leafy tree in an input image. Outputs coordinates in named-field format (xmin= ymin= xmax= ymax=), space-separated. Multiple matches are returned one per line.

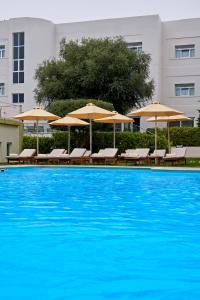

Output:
xmin=48 ymin=99 xmax=114 ymax=117
xmin=35 ymin=37 xmax=154 ymax=113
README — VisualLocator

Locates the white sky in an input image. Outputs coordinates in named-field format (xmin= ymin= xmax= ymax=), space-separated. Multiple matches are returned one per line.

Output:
xmin=1 ymin=0 xmax=200 ymax=23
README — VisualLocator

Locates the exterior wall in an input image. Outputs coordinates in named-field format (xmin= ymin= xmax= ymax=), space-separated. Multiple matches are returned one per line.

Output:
xmin=0 ymin=15 xmax=200 ymax=130
xmin=0 ymin=18 xmax=56 ymax=116
xmin=162 ymin=18 xmax=200 ymax=124
xmin=0 ymin=118 xmax=23 ymax=162
xmin=56 ymin=15 xmax=162 ymax=102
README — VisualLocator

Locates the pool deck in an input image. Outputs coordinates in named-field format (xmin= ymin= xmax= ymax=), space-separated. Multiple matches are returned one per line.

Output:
xmin=1 ymin=164 xmax=200 ymax=171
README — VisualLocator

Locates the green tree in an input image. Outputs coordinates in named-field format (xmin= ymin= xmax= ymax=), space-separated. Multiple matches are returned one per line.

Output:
xmin=35 ymin=37 xmax=154 ymax=113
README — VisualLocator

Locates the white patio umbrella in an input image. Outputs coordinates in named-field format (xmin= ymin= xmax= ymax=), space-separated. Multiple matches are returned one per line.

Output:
xmin=147 ymin=114 xmax=191 ymax=152
xmin=68 ymin=103 xmax=114 ymax=152
xmin=49 ymin=115 xmax=89 ymax=154
xmin=94 ymin=112 xmax=133 ymax=148
xmin=14 ymin=107 xmax=60 ymax=155
xmin=128 ymin=101 xmax=182 ymax=151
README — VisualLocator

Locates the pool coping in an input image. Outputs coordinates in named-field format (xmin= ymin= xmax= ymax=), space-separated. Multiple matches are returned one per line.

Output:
xmin=1 ymin=164 xmax=200 ymax=172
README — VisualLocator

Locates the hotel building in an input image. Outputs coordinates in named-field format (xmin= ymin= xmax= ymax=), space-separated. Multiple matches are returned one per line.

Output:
xmin=0 ymin=15 xmax=200 ymax=129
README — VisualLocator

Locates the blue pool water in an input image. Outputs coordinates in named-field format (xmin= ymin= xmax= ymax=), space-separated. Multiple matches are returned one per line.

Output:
xmin=0 ymin=167 xmax=200 ymax=299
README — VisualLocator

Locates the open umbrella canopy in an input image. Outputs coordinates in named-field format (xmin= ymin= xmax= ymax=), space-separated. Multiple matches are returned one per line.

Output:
xmin=127 ymin=101 xmax=182 ymax=153
xmin=147 ymin=114 xmax=191 ymax=152
xmin=147 ymin=115 xmax=191 ymax=123
xmin=128 ymin=101 xmax=182 ymax=117
xmin=14 ymin=107 xmax=60 ymax=121
xmin=68 ymin=103 xmax=115 ymax=120
xmin=49 ymin=115 xmax=89 ymax=126
xmin=68 ymin=103 xmax=115 ymax=152
xmin=94 ymin=112 xmax=133 ymax=148
xmin=94 ymin=112 xmax=133 ymax=124
xmin=14 ymin=107 xmax=59 ymax=155
xmin=50 ymin=115 xmax=89 ymax=154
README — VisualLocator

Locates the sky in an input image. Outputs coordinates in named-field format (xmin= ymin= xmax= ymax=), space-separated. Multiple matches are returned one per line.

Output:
xmin=1 ymin=0 xmax=200 ymax=24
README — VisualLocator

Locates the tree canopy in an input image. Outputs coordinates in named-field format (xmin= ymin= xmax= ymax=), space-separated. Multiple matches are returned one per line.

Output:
xmin=48 ymin=99 xmax=114 ymax=117
xmin=35 ymin=37 xmax=154 ymax=113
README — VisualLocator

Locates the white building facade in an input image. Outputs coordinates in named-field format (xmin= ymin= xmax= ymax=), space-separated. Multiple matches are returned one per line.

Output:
xmin=0 ymin=15 xmax=199 ymax=129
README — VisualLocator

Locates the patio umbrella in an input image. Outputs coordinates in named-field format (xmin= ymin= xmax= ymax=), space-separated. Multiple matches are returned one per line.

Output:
xmin=94 ymin=112 xmax=133 ymax=148
xmin=147 ymin=114 xmax=191 ymax=152
xmin=68 ymin=103 xmax=114 ymax=152
xmin=128 ymin=101 xmax=182 ymax=151
xmin=14 ymin=107 xmax=60 ymax=155
xmin=49 ymin=115 xmax=89 ymax=154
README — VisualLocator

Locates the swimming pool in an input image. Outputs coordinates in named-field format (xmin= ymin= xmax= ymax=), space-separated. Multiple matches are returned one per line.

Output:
xmin=0 ymin=167 xmax=200 ymax=299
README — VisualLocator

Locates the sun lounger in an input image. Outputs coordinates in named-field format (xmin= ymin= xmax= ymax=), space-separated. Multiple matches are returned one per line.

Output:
xmin=148 ymin=149 xmax=166 ymax=165
xmin=68 ymin=148 xmax=87 ymax=164
xmin=91 ymin=149 xmax=105 ymax=162
xmin=6 ymin=149 xmax=36 ymax=163
xmin=163 ymin=147 xmax=187 ymax=164
xmin=124 ymin=148 xmax=150 ymax=164
xmin=81 ymin=150 xmax=91 ymax=164
xmin=35 ymin=149 xmax=66 ymax=163
xmin=91 ymin=148 xmax=118 ymax=164
xmin=118 ymin=149 xmax=138 ymax=160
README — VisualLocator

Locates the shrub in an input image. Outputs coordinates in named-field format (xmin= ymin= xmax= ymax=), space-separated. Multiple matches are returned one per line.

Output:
xmin=23 ymin=136 xmax=54 ymax=154
xmin=47 ymin=99 xmax=114 ymax=117
xmin=23 ymin=131 xmax=168 ymax=154
xmin=162 ymin=127 xmax=200 ymax=146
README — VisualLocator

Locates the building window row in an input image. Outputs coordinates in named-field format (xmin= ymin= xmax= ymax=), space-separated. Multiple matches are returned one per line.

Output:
xmin=175 ymin=44 xmax=195 ymax=58
xmin=175 ymin=83 xmax=195 ymax=96
xmin=13 ymin=32 xmax=24 ymax=84
xmin=0 ymin=45 xmax=5 ymax=58
xmin=0 ymin=83 xmax=5 ymax=96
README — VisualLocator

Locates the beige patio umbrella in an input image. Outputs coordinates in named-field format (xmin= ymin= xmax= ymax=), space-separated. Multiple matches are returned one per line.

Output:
xmin=94 ymin=112 xmax=133 ymax=148
xmin=128 ymin=101 xmax=182 ymax=151
xmin=14 ymin=107 xmax=60 ymax=155
xmin=147 ymin=114 xmax=191 ymax=152
xmin=68 ymin=103 xmax=115 ymax=152
xmin=49 ymin=115 xmax=89 ymax=154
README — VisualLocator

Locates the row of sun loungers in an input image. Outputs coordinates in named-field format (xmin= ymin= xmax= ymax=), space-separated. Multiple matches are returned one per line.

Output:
xmin=6 ymin=147 xmax=187 ymax=165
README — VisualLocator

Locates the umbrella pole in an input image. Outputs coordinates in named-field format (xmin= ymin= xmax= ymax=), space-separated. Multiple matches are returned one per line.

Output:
xmin=90 ymin=119 xmax=92 ymax=152
xmin=68 ymin=126 xmax=71 ymax=154
xmin=167 ymin=122 xmax=171 ymax=153
xmin=155 ymin=115 xmax=157 ymax=151
xmin=113 ymin=123 xmax=116 ymax=148
xmin=36 ymin=120 xmax=39 ymax=155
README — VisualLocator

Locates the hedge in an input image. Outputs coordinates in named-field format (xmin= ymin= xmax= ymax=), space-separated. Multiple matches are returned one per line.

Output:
xmin=23 ymin=131 xmax=168 ymax=154
xmin=161 ymin=127 xmax=200 ymax=147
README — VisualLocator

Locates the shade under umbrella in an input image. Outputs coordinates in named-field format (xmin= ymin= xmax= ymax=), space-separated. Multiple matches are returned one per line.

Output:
xmin=94 ymin=112 xmax=133 ymax=148
xmin=68 ymin=103 xmax=114 ymax=152
xmin=128 ymin=101 xmax=182 ymax=151
xmin=147 ymin=114 xmax=191 ymax=152
xmin=14 ymin=107 xmax=60 ymax=155
xmin=49 ymin=115 xmax=89 ymax=154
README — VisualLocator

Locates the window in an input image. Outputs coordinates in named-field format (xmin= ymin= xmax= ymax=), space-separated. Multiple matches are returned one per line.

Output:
xmin=13 ymin=32 xmax=24 ymax=84
xmin=175 ymin=84 xmax=195 ymax=96
xmin=175 ymin=45 xmax=195 ymax=58
xmin=6 ymin=143 xmax=12 ymax=156
xmin=169 ymin=117 xmax=194 ymax=127
xmin=169 ymin=121 xmax=181 ymax=127
xmin=181 ymin=117 xmax=195 ymax=127
xmin=127 ymin=42 xmax=142 ymax=53
xmin=12 ymin=93 xmax=24 ymax=103
xmin=0 ymin=83 xmax=5 ymax=96
xmin=0 ymin=45 xmax=5 ymax=58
